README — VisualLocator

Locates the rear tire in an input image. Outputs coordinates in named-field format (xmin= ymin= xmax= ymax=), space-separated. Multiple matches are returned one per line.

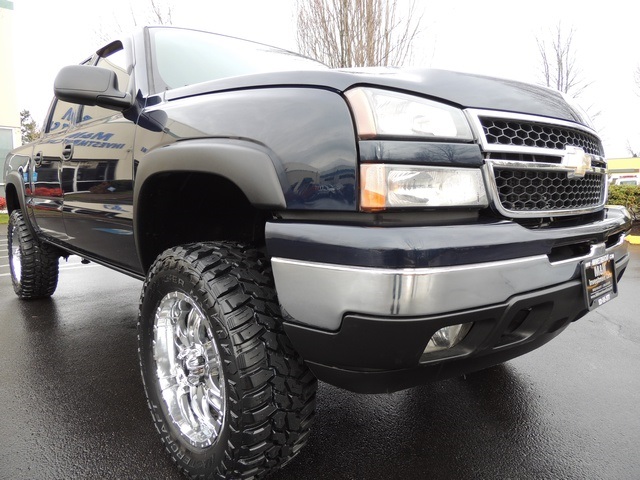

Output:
xmin=138 ymin=242 xmax=317 ymax=479
xmin=7 ymin=210 xmax=60 ymax=299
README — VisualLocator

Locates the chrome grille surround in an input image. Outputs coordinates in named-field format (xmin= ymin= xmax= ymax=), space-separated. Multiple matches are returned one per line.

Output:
xmin=480 ymin=117 xmax=603 ymax=156
xmin=466 ymin=109 xmax=608 ymax=218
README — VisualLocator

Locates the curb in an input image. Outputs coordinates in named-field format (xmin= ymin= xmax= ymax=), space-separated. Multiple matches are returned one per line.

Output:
xmin=627 ymin=235 xmax=640 ymax=245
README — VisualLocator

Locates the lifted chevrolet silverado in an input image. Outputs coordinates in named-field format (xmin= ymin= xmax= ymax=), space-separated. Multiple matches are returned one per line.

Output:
xmin=3 ymin=26 xmax=631 ymax=479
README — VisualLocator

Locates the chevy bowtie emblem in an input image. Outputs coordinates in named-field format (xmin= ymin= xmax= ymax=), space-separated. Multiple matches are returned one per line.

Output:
xmin=562 ymin=146 xmax=592 ymax=178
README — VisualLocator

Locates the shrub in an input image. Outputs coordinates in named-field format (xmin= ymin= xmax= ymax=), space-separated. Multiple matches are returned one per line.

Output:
xmin=607 ymin=185 xmax=640 ymax=222
xmin=0 ymin=197 xmax=6 ymax=210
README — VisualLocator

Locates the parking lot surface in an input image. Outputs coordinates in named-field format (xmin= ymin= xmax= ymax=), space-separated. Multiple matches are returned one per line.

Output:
xmin=1 ymin=234 xmax=639 ymax=479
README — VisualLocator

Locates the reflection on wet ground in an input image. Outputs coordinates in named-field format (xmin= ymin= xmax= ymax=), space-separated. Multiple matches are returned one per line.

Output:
xmin=1 ymin=240 xmax=639 ymax=479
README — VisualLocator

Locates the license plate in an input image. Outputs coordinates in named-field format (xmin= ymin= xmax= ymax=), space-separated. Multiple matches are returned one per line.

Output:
xmin=581 ymin=253 xmax=618 ymax=310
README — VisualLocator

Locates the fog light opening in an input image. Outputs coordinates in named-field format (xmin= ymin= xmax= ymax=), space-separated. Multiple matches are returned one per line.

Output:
xmin=423 ymin=323 xmax=473 ymax=354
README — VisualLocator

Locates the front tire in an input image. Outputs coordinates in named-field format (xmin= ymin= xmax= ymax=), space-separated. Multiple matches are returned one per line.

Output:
xmin=138 ymin=242 xmax=317 ymax=479
xmin=7 ymin=210 xmax=60 ymax=299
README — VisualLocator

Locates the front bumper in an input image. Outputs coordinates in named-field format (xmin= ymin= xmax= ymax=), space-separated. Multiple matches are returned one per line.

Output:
xmin=266 ymin=207 xmax=631 ymax=393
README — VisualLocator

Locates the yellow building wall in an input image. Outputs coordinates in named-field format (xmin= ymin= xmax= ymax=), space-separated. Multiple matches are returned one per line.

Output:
xmin=0 ymin=1 xmax=19 ymax=128
xmin=1 ymin=0 xmax=20 ymax=167
xmin=608 ymin=157 xmax=640 ymax=173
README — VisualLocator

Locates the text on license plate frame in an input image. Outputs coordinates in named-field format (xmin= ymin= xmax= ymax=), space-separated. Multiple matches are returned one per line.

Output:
xmin=581 ymin=253 xmax=618 ymax=310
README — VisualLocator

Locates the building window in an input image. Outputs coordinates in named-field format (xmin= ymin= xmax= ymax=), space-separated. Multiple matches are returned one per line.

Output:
xmin=0 ymin=127 xmax=15 ymax=163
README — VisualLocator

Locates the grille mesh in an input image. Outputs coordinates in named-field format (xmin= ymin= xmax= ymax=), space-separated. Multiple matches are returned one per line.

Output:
xmin=494 ymin=168 xmax=604 ymax=212
xmin=480 ymin=117 xmax=604 ymax=157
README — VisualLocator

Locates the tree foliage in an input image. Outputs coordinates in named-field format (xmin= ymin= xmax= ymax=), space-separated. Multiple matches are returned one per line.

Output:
xmin=20 ymin=110 xmax=41 ymax=145
xmin=296 ymin=0 xmax=422 ymax=68
xmin=95 ymin=0 xmax=173 ymax=43
xmin=626 ymin=141 xmax=640 ymax=158
xmin=536 ymin=23 xmax=589 ymax=97
xmin=608 ymin=185 xmax=640 ymax=222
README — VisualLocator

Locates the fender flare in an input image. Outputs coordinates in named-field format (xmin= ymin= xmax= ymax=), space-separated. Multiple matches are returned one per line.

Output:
xmin=133 ymin=138 xmax=288 ymax=208
xmin=133 ymin=138 xmax=289 ymax=254
xmin=4 ymin=171 xmax=38 ymax=237
xmin=4 ymin=171 xmax=27 ymax=211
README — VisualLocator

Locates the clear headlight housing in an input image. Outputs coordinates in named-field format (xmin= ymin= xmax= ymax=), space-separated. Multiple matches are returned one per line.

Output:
xmin=346 ymin=87 xmax=486 ymax=211
xmin=345 ymin=87 xmax=473 ymax=140
xmin=361 ymin=164 xmax=488 ymax=211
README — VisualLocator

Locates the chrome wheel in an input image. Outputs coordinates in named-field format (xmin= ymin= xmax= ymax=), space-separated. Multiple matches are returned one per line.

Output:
xmin=139 ymin=243 xmax=317 ymax=478
xmin=153 ymin=291 xmax=225 ymax=448
xmin=9 ymin=221 xmax=22 ymax=283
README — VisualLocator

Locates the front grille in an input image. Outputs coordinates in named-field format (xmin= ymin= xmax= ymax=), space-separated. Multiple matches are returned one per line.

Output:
xmin=494 ymin=168 xmax=605 ymax=212
xmin=480 ymin=117 xmax=604 ymax=157
xmin=468 ymin=110 xmax=608 ymax=218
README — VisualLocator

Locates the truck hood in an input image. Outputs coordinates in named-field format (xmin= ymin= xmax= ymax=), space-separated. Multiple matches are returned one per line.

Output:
xmin=163 ymin=67 xmax=588 ymax=126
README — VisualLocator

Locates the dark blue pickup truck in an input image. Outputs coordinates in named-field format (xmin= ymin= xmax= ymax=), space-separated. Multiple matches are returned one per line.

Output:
xmin=3 ymin=26 xmax=631 ymax=479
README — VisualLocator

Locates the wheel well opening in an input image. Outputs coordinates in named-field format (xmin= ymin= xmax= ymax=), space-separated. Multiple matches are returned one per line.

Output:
xmin=5 ymin=183 xmax=20 ymax=213
xmin=137 ymin=172 xmax=270 ymax=271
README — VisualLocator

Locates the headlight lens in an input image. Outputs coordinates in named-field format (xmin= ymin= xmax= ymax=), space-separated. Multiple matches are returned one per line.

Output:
xmin=346 ymin=87 xmax=473 ymax=140
xmin=361 ymin=164 xmax=488 ymax=211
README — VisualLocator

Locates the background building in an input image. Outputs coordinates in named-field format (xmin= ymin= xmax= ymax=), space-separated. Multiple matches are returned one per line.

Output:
xmin=608 ymin=157 xmax=640 ymax=186
xmin=0 ymin=0 xmax=19 ymax=198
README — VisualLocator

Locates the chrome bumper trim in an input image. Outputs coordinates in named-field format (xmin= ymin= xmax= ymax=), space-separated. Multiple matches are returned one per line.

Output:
xmin=271 ymin=238 xmax=629 ymax=331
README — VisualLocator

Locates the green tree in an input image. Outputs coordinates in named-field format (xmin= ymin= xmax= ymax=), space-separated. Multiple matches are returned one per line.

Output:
xmin=20 ymin=109 xmax=41 ymax=144
xmin=608 ymin=185 xmax=640 ymax=222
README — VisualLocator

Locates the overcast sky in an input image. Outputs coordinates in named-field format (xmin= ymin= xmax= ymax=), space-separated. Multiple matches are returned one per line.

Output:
xmin=9 ymin=0 xmax=640 ymax=158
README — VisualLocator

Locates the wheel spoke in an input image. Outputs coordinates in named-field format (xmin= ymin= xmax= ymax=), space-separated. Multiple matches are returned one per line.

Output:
xmin=204 ymin=341 xmax=221 ymax=377
xmin=174 ymin=300 xmax=192 ymax=349
xmin=155 ymin=305 xmax=180 ymax=379
xmin=205 ymin=379 xmax=224 ymax=412
xmin=158 ymin=369 xmax=179 ymax=391
xmin=186 ymin=308 xmax=204 ymax=346
xmin=176 ymin=385 xmax=199 ymax=434
xmin=190 ymin=385 xmax=216 ymax=436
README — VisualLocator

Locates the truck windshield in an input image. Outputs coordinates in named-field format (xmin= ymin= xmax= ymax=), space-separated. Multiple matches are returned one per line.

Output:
xmin=149 ymin=27 xmax=327 ymax=91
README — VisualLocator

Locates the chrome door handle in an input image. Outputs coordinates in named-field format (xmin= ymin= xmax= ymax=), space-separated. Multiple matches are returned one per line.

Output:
xmin=62 ymin=144 xmax=74 ymax=160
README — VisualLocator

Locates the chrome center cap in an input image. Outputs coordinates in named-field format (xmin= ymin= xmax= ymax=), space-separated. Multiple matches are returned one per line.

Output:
xmin=179 ymin=345 xmax=207 ymax=386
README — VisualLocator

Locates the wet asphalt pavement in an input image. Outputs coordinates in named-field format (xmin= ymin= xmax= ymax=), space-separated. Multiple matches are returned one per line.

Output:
xmin=0 ymin=235 xmax=639 ymax=480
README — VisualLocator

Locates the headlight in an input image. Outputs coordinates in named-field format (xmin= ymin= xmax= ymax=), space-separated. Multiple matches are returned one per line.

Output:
xmin=345 ymin=87 xmax=473 ymax=140
xmin=361 ymin=164 xmax=488 ymax=211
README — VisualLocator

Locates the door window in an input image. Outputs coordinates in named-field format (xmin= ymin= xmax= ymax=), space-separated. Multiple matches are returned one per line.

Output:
xmin=47 ymin=100 xmax=77 ymax=134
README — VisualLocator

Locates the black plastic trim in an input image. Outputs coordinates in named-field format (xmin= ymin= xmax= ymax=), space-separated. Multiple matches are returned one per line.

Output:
xmin=358 ymin=141 xmax=483 ymax=166
xmin=4 ymin=172 xmax=37 ymax=237
xmin=284 ymin=279 xmax=590 ymax=393
xmin=40 ymin=237 xmax=146 ymax=281
xmin=266 ymin=207 xmax=631 ymax=269
xmin=134 ymin=138 xmax=288 ymax=210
